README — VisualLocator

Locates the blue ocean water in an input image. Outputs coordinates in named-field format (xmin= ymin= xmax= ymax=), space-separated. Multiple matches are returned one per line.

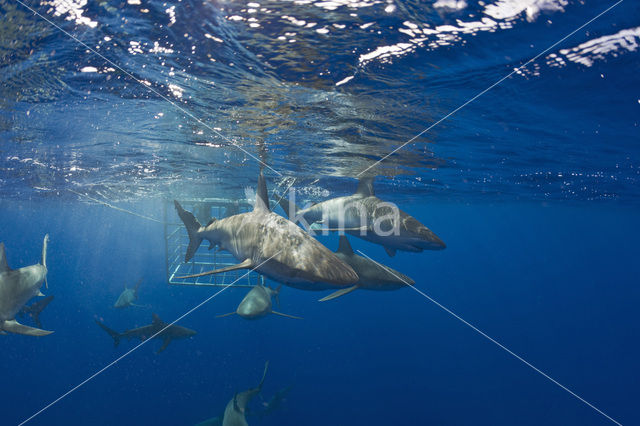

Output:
xmin=1 ymin=0 xmax=639 ymax=425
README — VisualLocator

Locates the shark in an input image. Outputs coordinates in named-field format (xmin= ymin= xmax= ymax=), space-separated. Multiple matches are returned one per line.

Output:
xmin=320 ymin=236 xmax=415 ymax=301
xmin=0 ymin=235 xmax=53 ymax=336
xmin=278 ymin=177 xmax=446 ymax=257
xmin=174 ymin=171 xmax=359 ymax=291
xmin=222 ymin=361 xmax=269 ymax=426
xmin=19 ymin=294 xmax=54 ymax=328
xmin=95 ymin=313 xmax=196 ymax=353
xmin=114 ymin=278 xmax=143 ymax=308
xmin=217 ymin=284 xmax=302 ymax=320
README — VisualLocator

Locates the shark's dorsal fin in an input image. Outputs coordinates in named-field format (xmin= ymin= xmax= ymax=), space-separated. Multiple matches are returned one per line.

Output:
xmin=254 ymin=170 xmax=270 ymax=212
xmin=355 ymin=177 xmax=375 ymax=196
xmin=152 ymin=313 xmax=164 ymax=326
xmin=0 ymin=243 xmax=10 ymax=273
xmin=337 ymin=235 xmax=354 ymax=255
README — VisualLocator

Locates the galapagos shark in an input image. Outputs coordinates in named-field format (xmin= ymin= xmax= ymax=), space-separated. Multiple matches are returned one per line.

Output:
xmin=174 ymin=171 xmax=358 ymax=291
xmin=222 ymin=361 xmax=269 ymax=426
xmin=0 ymin=235 xmax=53 ymax=336
xmin=320 ymin=236 xmax=415 ymax=301
xmin=217 ymin=284 xmax=302 ymax=320
xmin=114 ymin=278 xmax=143 ymax=308
xmin=19 ymin=294 xmax=54 ymax=328
xmin=95 ymin=313 xmax=196 ymax=353
xmin=278 ymin=177 xmax=446 ymax=257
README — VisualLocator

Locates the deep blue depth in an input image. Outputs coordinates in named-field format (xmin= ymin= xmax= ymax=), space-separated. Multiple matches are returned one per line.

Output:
xmin=1 ymin=199 xmax=638 ymax=425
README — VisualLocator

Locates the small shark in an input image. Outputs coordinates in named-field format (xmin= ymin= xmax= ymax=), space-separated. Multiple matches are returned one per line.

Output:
xmin=19 ymin=295 xmax=54 ymax=328
xmin=174 ymin=171 xmax=358 ymax=291
xmin=222 ymin=361 xmax=269 ymax=426
xmin=0 ymin=235 xmax=53 ymax=336
xmin=218 ymin=284 xmax=302 ymax=320
xmin=114 ymin=278 xmax=143 ymax=308
xmin=95 ymin=313 xmax=196 ymax=353
xmin=320 ymin=236 xmax=415 ymax=301
xmin=278 ymin=177 xmax=446 ymax=256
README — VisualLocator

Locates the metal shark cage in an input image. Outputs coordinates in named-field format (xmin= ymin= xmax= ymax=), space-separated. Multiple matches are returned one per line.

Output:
xmin=164 ymin=198 xmax=261 ymax=288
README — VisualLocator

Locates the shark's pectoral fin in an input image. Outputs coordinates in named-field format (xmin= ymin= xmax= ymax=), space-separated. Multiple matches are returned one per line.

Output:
xmin=216 ymin=312 xmax=236 ymax=318
xmin=176 ymin=259 xmax=254 ymax=279
xmin=384 ymin=247 xmax=397 ymax=257
xmin=271 ymin=311 xmax=303 ymax=320
xmin=157 ymin=337 xmax=172 ymax=354
xmin=2 ymin=320 xmax=53 ymax=336
xmin=319 ymin=285 xmax=360 ymax=302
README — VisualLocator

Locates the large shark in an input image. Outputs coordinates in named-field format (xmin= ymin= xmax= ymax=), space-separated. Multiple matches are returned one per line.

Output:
xmin=278 ymin=177 xmax=446 ymax=257
xmin=320 ymin=236 xmax=415 ymax=301
xmin=114 ymin=278 xmax=143 ymax=308
xmin=218 ymin=284 xmax=302 ymax=320
xmin=0 ymin=235 xmax=53 ymax=336
xmin=19 ymin=294 xmax=54 ymax=328
xmin=222 ymin=361 xmax=269 ymax=426
xmin=174 ymin=171 xmax=358 ymax=291
xmin=95 ymin=313 xmax=196 ymax=353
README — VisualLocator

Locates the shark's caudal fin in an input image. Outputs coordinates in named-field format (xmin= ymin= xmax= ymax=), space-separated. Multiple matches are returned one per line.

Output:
xmin=174 ymin=201 xmax=203 ymax=262
xmin=1 ymin=319 xmax=53 ymax=336
xmin=337 ymin=235 xmax=354 ymax=254
xmin=355 ymin=177 xmax=375 ymax=196
xmin=95 ymin=320 xmax=122 ymax=347
xmin=319 ymin=285 xmax=360 ymax=302
xmin=254 ymin=170 xmax=270 ymax=212
xmin=0 ymin=242 xmax=10 ymax=273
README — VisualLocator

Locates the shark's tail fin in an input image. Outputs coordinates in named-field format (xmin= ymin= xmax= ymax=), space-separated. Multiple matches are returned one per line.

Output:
xmin=95 ymin=320 xmax=122 ymax=347
xmin=174 ymin=201 xmax=203 ymax=262
xmin=42 ymin=234 xmax=49 ymax=288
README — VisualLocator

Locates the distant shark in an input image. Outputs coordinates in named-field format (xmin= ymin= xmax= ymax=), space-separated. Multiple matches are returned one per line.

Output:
xmin=320 ymin=236 xmax=415 ymax=301
xmin=218 ymin=284 xmax=302 ymax=320
xmin=19 ymin=295 xmax=54 ymax=328
xmin=278 ymin=177 xmax=446 ymax=256
xmin=0 ymin=235 xmax=53 ymax=336
xmin=174 ymin=171 xmax=358 ymax=291
xmin=222 ymin=361 xmax=269 ymax=426
xmin=95 ymin=313 xmax=196 ymax=353
xmin=114 ymin=278 xmax=143 ymax=308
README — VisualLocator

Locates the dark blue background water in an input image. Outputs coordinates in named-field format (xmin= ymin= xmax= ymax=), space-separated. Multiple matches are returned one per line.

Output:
xmin=1 ymin=0 xmax=639 ymax=424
